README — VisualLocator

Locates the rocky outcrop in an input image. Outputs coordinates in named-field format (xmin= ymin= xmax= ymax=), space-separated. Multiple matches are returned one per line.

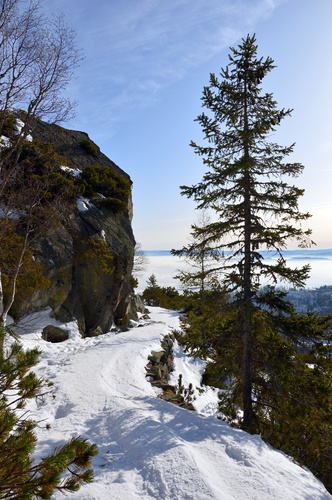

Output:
xmin=146 ymin=335 xmax=174 ymax=385
xmin=126 ymin=294 xmax=150 ymax=323
xmin=16 ymin=118 xmax=136 ymax=335
xmin=146 ymin=335 xmax=196 ymax=410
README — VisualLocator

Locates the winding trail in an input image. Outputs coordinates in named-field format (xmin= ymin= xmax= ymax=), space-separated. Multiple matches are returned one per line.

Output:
xmin=21 ymin=308 xmax=331 ymax=500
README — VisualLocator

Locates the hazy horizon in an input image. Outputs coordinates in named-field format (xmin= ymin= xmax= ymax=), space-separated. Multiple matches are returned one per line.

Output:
xmin=137 ymin=249 xmax=332 ymax=293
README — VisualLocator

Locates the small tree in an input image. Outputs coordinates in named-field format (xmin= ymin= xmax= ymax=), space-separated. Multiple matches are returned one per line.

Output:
xmin=131 ymin=242 xmax=149 ymax=288
xmin=0 ymin=331 xmax=98 ymax=497
xmin=133 ymin=243 xmax=149 ymax=278
xmin=142 ymin=274 xmax=161 ymax=306
xmin=142 ymin=275 xmax=183 ymax=309
xmin=177 ymin=34 xmax=313 ymax=431
xmin=172 ymin=211 xmax=221 ymax=299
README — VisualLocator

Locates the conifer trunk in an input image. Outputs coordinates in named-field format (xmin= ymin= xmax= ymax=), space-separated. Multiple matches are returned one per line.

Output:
xmin=241 ymin=66 xmax=254 ymax=431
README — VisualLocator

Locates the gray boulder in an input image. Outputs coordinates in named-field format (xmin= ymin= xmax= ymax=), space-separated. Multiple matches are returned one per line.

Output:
xmin=42 ymin=325 xmax=70 ymax=343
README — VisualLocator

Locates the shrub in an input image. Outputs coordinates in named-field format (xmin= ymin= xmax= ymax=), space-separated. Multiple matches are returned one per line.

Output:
xmin=79 ymin=164 xmax=131 ymax=214
xmin=16 ymin=139 xmax=82 ymax=203
xmin=99 ymin=197 xmax=127 ymax=212
xmin=79 ymin=138 xmax=99 ymax=156
xmin=142 ymin=276 xmax=185 ymax=309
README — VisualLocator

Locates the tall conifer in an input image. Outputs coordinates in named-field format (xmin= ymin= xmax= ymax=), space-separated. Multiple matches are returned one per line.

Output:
xmin=178 ymin=34 xmax=313 ymax=431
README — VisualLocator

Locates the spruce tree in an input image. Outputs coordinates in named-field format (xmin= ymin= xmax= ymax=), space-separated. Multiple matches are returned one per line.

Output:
xmin=178 ymin=34 xmax=313 ymax=431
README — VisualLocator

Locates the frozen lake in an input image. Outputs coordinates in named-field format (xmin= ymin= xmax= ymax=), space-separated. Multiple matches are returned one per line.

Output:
xmin=136 ymin=249 xmax=332 ymax=292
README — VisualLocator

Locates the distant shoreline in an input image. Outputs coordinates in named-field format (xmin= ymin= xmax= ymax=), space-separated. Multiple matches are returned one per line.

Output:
xmin=143 ymin=249 xmax=332 ymax=259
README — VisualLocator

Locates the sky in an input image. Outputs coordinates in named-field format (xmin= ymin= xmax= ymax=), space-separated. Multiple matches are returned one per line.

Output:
xmin=41 ymin=0 xmax=332 ymax=250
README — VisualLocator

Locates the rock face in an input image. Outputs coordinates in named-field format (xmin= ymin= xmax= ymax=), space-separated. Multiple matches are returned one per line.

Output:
xmin=20 ymin=118 xmax=135 ymax=335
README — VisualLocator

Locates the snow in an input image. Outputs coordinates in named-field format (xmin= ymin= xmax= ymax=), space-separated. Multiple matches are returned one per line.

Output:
xmin=0 ymin=118 xmax=33 ymax=149
xmin=0 ymin=205 xmax=20 ymax=220
xmin=0 ymin=135 xmax=11 ymax=148
xmin=14 ymin=118 xmax=33 ymax=141
xmin=13 ymin=307 xmax=331 ymax=499
xmin=77 ymin=196 xmax=93 ymax=212
xmin=14 ymin=118 xmax=25 ymax=134
xmin=60 ymin=165 xmax=81 ymax=177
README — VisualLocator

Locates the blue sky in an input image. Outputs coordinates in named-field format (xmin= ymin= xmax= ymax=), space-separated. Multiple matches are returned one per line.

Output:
xmin=42 ymin=0 xmax=332 ymax=249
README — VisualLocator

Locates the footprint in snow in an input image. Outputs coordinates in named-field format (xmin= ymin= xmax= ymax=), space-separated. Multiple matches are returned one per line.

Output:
xmin=55 ymin=403 xmax=75 ymax=419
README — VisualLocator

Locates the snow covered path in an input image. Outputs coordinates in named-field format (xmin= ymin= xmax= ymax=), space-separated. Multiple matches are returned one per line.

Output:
xmin=17 ymin=307 xmax=331 ymax=499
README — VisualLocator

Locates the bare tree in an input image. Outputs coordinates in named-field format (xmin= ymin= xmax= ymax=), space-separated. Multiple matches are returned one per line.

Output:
xmin=0 ymin=0 xmax=83 ymax=194
xmin=0 ymin=0 xmax=82 ymax=326
xmin=133 ymin=242 xmax=149 ymax=277
xmin=0 ymin=0 xmax=82 ymax=126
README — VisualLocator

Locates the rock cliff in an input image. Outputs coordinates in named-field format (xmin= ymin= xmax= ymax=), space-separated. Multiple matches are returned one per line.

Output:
xmin=18 ymin=118 xmax=136 ymax=335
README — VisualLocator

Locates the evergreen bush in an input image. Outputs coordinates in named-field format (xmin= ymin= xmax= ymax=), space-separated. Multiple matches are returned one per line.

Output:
xmin=0 ymin=330 xmax=98 ymax=498
xmin=79 ymin=164 xmax=131 ymax=214
xmin=79 ymin=138 xmax=99 ymax=156
xmin=142 ymin=275 xmax=185 ymax=309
